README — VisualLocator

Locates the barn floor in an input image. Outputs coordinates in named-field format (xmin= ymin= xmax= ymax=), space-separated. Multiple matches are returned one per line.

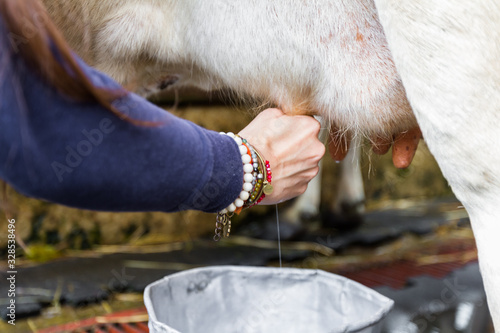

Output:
xmin=0 ymin=197 xmax=494 ymax=332
xmin=0 ymin=96 xmax=491 ymax=332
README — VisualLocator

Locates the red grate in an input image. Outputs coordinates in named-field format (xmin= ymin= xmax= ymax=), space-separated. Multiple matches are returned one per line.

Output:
xmin=341 ymin=242 xmax=478 ymax=289
xmin=38 ymin=308 xmax=149 ymax=333
xmin=343 ymin=258 xmax=478 ymax=289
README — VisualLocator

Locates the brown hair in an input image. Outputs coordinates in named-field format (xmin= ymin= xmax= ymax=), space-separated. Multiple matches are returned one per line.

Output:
xmin=0 ymin=0 xmax=150 ymax=125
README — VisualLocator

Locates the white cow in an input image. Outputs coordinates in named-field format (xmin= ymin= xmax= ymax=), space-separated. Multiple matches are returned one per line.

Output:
xmin=42 ymin=0 xmax=500 ymax=329
xmin=42 ymin=0 xmax=370 ymax=231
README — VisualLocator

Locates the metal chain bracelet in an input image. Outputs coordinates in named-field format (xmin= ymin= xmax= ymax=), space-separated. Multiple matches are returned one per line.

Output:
xmin=214 ymin=212 xmax=232 ymax=242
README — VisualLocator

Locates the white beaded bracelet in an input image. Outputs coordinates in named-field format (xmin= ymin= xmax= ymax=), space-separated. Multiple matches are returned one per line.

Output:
xmin=214 ymin=132 xmax=256 ymax=241
xmin=219 ymin=132 xmax=255 ymax=211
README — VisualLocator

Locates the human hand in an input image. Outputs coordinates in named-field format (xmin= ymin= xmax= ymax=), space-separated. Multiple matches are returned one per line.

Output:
xmin=328 ymin=124 xmax=422 ymax=169
xmin=238 ymin=108 xmax=325 ymax=205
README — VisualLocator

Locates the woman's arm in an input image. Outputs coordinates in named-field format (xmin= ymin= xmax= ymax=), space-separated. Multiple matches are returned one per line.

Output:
xmin=0 ymin=45 xmax=243 ymax=213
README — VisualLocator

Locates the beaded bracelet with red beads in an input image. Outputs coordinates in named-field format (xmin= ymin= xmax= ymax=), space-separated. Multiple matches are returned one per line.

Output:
xmin=248 ymin=148 xmax=273 ymax=207
xmin=242 ymin=142 xmax=272 ymax=207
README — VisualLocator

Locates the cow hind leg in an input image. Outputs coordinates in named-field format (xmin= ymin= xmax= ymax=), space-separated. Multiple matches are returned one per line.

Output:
xmin=375 ymin=0 xmax=500 ymax=328
xmin=322 ymin=136 xmax=365 ymax=230
xmin=281 ymin=123 xmax=365 ymax=233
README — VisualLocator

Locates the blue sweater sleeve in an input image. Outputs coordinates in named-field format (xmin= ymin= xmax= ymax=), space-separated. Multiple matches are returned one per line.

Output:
xmin=0 ymin=25 xmax=243 ymax=213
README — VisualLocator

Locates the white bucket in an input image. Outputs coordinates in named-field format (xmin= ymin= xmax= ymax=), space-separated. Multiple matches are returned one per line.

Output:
xmin=144 ymin=266 xmax=394 ymax=333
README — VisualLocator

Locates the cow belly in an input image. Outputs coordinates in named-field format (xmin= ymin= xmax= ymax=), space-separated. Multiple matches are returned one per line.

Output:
xmin=42 ymin=0 xmax=418 ymax=139
xmin=178 ymin=0 xmax=417 ymax=137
